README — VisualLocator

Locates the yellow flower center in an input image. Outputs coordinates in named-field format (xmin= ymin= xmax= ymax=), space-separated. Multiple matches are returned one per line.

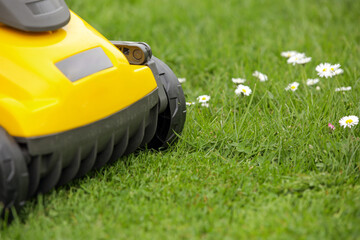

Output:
xmin=291 ymin=86 xmax=296 ymax=90
xmin=242 ymin=89 xmax=246 ymax=93
xmin=202 ymin=97 xmax=206 ymax=100
xmin=346 ymin=119 xmax=353 ymax=124
xmin=331 ymin=67 xmax=334 ymax=71
xmin=323 ymin=68 xmax=327 ymax=72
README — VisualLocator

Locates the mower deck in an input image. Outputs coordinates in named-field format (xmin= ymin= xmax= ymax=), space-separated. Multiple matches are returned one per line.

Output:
xmin=15 ymin=89 xmax=159 ymax=196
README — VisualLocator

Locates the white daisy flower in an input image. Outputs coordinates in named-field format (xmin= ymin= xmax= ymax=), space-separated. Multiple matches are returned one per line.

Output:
xmin=235 ymin=84 xmax=252 ymax=96
xmin=316 ymin=63 xmax=333 ymax=78
xmin=281 ymin=51 xmax=299 ymax=58
xmin=285 ymin=52 xmax=312 ymax=65
xmin=330 ymin=64 xmax=344 ymax=76
xmin=201 ymin=103 xmax=209 ymax=108
xmin=330 ymin=64 xmax=340 ymax=72
xmin=335 ymin=86 xmax=351 ymax=92
xmin=186 ymin=102 xmax=195 ymax=106
xmin=287 ymin=53 xmax=306 ymax=65
xmin=178 ymin=78 xmax=186 ymax=83
xmin=306 ymin=78 xmax=319 ymax=86
xmin=258 ymin=74 xmax=268 ymax=82
xmin=335 ymin=68 xmax=344 ymax=75
xmin=296 ymin=57 xmax=312 ymax=65
xmin=252 ymin=71 xmax=260 ymax=77
xmin=197 ymin=95 xmax=210 ymax=103
xmin=232 ymin=78 xmax=246 ymax=84
xmin=339 ymin=115 xmax=359 ymax=129
xmin=252 ymin=71 xmax=268 ymax=82
xmin=285 ymin=82 xmax=300 ymax=91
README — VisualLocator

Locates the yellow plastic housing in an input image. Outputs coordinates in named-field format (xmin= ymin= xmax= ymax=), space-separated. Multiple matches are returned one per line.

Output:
xmin=0 ymin=12 xmax=157 ymax=137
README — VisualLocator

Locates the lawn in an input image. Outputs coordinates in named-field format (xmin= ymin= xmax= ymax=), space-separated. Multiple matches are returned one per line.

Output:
xmin=1 ymin=0 xmax=360 ymax=239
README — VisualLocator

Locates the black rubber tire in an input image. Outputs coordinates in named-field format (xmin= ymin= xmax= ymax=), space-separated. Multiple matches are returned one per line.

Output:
xmin=0 ymin=127 xmax=29 ymax=219
xmin=147 ymin=57 xmax=186 ymax=149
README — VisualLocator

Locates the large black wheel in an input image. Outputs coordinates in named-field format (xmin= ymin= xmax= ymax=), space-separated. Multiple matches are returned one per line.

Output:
xmin=0 ymin=127 xmax=29 ymax=219
xmin=147 ymin=57 xmax=186 ymax=149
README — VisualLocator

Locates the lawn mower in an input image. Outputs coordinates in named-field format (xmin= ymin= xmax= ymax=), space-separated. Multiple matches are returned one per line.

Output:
xmin=0 ymin=0 xmax=186 ymax=217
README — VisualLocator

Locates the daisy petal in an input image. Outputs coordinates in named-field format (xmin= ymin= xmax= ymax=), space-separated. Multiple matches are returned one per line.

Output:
xmin=339 ymin=115 xmax=359 ymax=128
xmin=197 ymin=95 xmax=210 ymax=103
xmin=235 ymin=85 xmax=252 ymax=96
xmin=232 ymin=78 xmax=246 ymax=84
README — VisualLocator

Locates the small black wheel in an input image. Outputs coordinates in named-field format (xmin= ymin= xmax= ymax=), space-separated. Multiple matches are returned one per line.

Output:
xmin=147 ymin=57 xmax=186 ymax=149
xmin=0 ymin=127 xmax=29 ymax=219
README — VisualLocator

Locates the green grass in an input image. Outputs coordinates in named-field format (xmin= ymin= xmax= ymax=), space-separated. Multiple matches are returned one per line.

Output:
xmin=2 ymin=0 xmax=360 ymax=239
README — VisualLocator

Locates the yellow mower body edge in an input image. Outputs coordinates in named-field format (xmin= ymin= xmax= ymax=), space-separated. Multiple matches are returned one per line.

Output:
xmin=0 ymin=11 xmax=158 ymax=138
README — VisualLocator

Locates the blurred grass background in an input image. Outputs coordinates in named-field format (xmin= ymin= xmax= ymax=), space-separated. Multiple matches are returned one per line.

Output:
xmin=1 ymin=0 xmax=360 ymax=239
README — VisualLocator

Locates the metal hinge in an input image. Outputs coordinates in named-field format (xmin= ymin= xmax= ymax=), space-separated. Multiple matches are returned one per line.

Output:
xmin=110 ymin=41 xmax=152 ymax=65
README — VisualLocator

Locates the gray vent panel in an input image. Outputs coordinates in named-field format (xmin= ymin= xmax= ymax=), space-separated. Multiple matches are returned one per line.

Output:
xmin=55 ymin=47 xmax=114 ymax=82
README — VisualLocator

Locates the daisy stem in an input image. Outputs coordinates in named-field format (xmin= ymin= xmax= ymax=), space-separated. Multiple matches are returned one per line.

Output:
xmin=301 ymin=65 xmax=307 ymax=82
xmin=236 ymin=84 xmax=256 ymax=140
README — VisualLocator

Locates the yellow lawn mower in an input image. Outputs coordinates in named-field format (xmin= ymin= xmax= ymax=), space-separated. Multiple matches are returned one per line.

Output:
xmin=0 ymin=0 xmax=186 ymax=217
